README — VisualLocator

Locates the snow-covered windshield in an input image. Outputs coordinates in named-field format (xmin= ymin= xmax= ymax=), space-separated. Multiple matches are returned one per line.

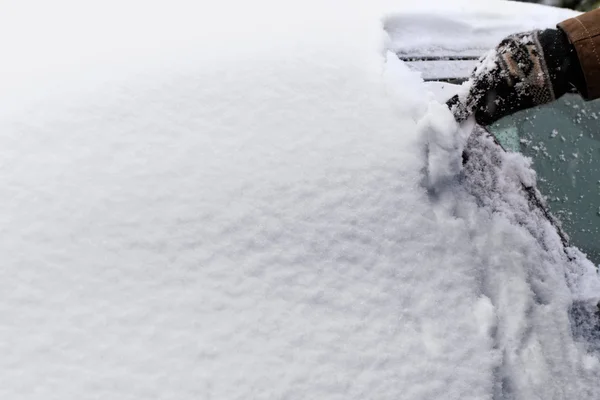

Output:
xmin=1 ymin=1 xmax=600 ymax=399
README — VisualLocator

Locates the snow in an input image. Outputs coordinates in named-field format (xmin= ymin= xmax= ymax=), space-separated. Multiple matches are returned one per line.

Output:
xmin=1 ymin=0 xmax=599 ymax=399
xmin=385 ymin=0 xmax=578 ymax=57
xmin=385 ymin=0 xmax=577 ymax=83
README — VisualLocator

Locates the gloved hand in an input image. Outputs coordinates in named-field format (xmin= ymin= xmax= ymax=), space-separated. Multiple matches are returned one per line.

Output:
xmin=447 ymin=28 xmax=584 ymax=126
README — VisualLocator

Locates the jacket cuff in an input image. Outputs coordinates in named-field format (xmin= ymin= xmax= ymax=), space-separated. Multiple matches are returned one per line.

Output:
xmin=558 ymin=9 xmax=600 ymax=100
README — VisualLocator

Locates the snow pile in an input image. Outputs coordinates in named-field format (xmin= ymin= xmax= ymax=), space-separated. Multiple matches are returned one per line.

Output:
xmin=0 ymin=1 xmax=599 ymax=399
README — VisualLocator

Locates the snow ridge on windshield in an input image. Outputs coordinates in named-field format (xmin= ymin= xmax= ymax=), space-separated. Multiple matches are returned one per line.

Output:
xmin=414 ymin=66 xmax=600 ymax=398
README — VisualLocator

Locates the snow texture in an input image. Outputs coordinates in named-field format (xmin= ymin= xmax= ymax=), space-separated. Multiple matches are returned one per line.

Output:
xmin=0 ymin=1 xmax=599 ymax=399
xmin=384 ymin=0 xmax=577 ymax=57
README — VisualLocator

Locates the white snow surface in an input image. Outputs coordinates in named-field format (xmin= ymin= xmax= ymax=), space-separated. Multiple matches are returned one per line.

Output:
xmin=385 ymin=0 xmax=578 ymax=57
xmin=1 ymin=1 xmax=600 ymax=399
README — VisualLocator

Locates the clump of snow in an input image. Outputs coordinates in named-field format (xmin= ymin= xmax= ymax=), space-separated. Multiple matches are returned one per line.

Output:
xmin=474 ymin=49 xmax=500 ymax=77
xmin=418 ymin=101 xmax=470 ymax=192
xmin=0 ymin=1 xmax=599 ymax=399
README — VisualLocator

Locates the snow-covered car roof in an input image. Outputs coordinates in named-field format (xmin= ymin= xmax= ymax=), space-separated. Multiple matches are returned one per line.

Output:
xmin=385 ymin=0 xmax=578 ymax=80
xmin=1 ymin=1 xmax=599 ymax=399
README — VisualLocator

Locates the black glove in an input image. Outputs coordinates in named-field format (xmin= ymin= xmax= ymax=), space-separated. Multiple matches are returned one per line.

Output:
xmin=447 ymin=28 xmax=585 ymax=126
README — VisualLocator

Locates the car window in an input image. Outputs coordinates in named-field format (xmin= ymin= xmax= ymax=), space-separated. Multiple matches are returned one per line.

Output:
xmin=488 ymin=94 xmax=600 ymax=266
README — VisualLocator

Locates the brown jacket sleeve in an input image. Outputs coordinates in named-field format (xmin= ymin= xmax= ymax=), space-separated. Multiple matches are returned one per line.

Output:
xmin=558 ymin=9 xmax=600 ymax=100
